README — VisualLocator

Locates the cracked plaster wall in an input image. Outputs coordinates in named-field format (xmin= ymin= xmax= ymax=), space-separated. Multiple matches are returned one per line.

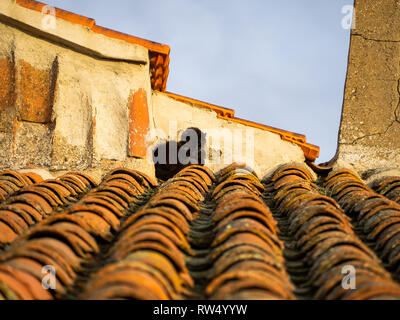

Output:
xmin=0 ymin=15 xmax=155 ymax=181
xmin=337 ymin=0 xmax=400 ymax=171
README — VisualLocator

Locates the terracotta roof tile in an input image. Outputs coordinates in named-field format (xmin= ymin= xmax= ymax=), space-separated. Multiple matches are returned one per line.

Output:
xmin=371 ymin=176 xmax=400 ymax=205
xmin=80 ymin=166 xmax=209 ymax=300
xmin=264 ymin=164 xmax=400 ymax=299
xmin=324 ymin=170 xmax=400 ymax=277
xmin=1 ymin=164 xmax=400 ymax=299
xmin=205 ymin=166 xmax=295 ymax=300
xmin=0 ymin=171 xmax=41 ymax=202
xmin=0 ymin=168 xmax=152 ymax=299
xmin=0 ymin=173 xmax=94 ymax=247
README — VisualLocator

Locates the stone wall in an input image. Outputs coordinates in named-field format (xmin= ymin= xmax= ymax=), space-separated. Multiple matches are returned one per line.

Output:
xmin=337 ymin=0 xmax=400 ymax=171
xmin=0 ymin=4 xmax=154 ymax=179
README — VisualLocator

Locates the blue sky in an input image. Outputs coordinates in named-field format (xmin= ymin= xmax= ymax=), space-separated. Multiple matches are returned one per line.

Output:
xmin=44 ymin=0 xmax=353 ymax=163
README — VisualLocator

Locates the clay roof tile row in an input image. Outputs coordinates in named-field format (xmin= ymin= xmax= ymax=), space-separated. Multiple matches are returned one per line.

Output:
xmin=0 ymin=168 xmax=153 ymax=299
xmin=0 ymin=172 xmax=96 ymax=247
xmin=324 ymin=170 xmax=400 ymax=274
xmin=371 ymin=176 xmax=400 ymax=205
xmin=0 ymin=171 xmax=42 ymax=202
xmin=80 ymin=166 xmax=211 ymax=300
xmin=2 ymin=163 xmax=400 ymax=299
xmin=266 ymin=164 xmax=400 ymax=300
xmin=205 ymin=165 xmax=295 ymax=300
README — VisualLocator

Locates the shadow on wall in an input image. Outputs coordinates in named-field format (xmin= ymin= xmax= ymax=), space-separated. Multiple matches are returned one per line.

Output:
xmin=152 ymin=127 xmax=206 ymax=181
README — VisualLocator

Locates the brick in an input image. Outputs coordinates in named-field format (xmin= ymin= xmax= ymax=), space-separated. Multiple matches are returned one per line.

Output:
xmin=18 ymin=60 xmax=57 ymax=123
xmin=0 ymin=57 xmax=15 ymax=112
xmin=128 ymin=88 xmax=150 ymax=158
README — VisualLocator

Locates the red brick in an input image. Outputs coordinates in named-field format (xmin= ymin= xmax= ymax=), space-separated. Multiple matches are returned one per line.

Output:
xmin=128 ymin=88 xmax=150 ymax=158
xmin=0 ymin=57 xmax=15 ymax=112
xmin=18 ymin=60 xmax=55 ymax=123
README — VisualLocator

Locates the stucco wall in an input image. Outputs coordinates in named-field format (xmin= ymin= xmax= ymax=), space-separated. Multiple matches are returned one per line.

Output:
xmin=337 ymin=0 xmax=400 ymax=171
xmin=151 ymin=92 xmax=305 ymax=177
xmin=0 ymin=15 xmax=155 ymax=179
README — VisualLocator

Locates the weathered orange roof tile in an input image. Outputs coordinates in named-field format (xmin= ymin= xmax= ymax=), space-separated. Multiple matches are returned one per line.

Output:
xmin=1 ymin=163 xmax=400 ymax=300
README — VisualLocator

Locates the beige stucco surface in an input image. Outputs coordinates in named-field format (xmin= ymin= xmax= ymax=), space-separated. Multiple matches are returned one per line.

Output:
xmin=337 ymin=0 xmax=400 ymax=172
xmin=0 ymin=0 xmax=148 ymax=63
xmin=151 ymin=92 xmax=306 ymax=177
xmin=0 ymin=5 xmax=155 ymax=178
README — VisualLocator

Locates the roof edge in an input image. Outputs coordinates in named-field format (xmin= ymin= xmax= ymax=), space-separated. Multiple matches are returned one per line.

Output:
xmin=164 ymin=92 xmax=236 ymax=118
xmin=16 ymin=0 xmax=170 ymax=54
xmin=162 ymin=91 xmax=320 ymax=162
xmin=15 ymin=0 xmax=170 ymax=91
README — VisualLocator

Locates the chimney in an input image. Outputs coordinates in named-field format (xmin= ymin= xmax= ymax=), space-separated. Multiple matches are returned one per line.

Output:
xmin=336 ymin=0 xmax=400 ymax=171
